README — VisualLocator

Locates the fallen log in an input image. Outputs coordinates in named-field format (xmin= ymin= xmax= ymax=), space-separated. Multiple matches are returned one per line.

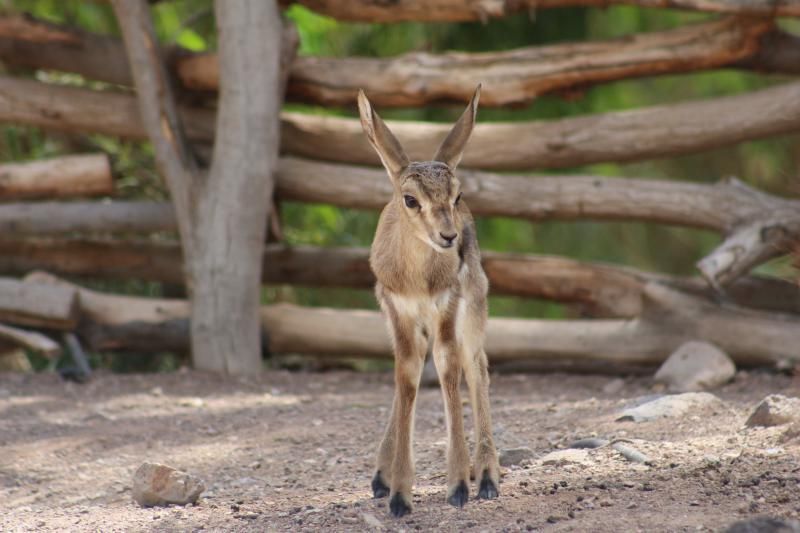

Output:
xmin=276 ymin=158 xmax=800 ymax=286
xmin=0 ymin=322 xmax=60 ymax=357
xmin=0 ymin=13 xmax=80 ymax=44
xmin=180 ymin=17 xmax=774 ymax=106
xmin=1 ymin=156 xmax=796 ymax=285
xmin=25 ymin=272 xmax=800 ymax=365
xmin=0 ymin=201 xmax=174 ymax=235
xmin=0 ymin=154 xmax=113 ymax=200
xmin=4 ymin=75 xmax=800 ymax=171
xmin=283 ymin=0 xmax=800 ymax=21
xmin=4 ymin=15 xmax=796 ymax=107
xmin=0 ymin=277 xmax=78 ymax=330
xmin=4 ymin=238 xmax=799 ymax=316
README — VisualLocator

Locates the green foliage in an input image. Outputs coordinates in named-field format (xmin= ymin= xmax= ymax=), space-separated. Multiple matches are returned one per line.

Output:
xmin=1 ymin=1 xmax=797 ymax=369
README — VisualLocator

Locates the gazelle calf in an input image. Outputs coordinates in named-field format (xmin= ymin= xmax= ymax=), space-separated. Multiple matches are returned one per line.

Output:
xmin=358 ymin=86 xmax=500 ymax=517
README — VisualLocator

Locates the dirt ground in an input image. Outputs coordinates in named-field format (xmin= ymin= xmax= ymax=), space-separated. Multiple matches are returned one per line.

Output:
xmin=1 ymin=367 xmax=799 ymax=532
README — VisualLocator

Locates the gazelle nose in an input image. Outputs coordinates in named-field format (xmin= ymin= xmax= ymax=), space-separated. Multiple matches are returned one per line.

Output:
xmin=440 ymin=232 xmax=458 ymax=244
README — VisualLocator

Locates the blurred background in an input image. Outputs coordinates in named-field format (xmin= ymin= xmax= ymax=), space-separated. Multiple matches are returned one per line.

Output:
xmin=2 ymin=0 xmax=798 ymax=370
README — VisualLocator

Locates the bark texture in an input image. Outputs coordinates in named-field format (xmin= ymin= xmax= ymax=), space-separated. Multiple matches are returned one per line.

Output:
xmin=111 ymin=0 xmax=285 ymax=375
xmin=0 ymin=277 xmax=78 ymax=330
xmin=0 ymin=201 xmax=174 ymax=235
xmin=187 ymin=0 xmax=285 ymax=374
xmin=0 ymin=154 xmax=113 ymax=200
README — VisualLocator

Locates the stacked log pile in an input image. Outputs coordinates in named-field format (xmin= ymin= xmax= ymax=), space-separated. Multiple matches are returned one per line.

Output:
xmin=0 ymin=1 xmax=798 ymax=370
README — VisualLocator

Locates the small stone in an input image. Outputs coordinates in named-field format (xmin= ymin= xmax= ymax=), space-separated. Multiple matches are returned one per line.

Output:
xmin=724 ymin=517 xmax=800 ymax=533
xmin=361 ymin=512 xmax=384 ymax=530
xmin=539 ymin=449 xmax=592 ymax=466
xmin=654 ymin=341 xmax=736 ymax=392
xmin=745 ymin=394 xmax=800 ymax=428
xmin=499 ymin=447 xmax=535 ymax=467
xmin=602 ymin=378 xmax=625 ymax=395
xmin=132 ymin=462 xmax=205 ymax=507
xmin=617 ymin=392 xmax=722 ymax=422
xmin=178 ymin=397 xmax=205 ymax=408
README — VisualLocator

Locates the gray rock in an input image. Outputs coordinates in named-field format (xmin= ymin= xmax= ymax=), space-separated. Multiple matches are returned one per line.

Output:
xmin=617 ymin=392 xmax=722 ymax=422
xmin=654 ymin=341 xmax=736 ymax=392
xmin=745 ymin=394 xmax=800 ymax=428
xmin=132 ymin=462 xmax=205 ymax=507
xmin=725 ymin=517 xmax=800 ymax=533
xmin=498 ymin=446 xmax=534 ymax=466
xmin=539 ymin=449 xmax=592 ymax=466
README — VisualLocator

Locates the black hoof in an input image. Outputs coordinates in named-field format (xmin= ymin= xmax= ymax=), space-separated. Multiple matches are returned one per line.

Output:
xmin=389 ymin=492 xmax=411 ymax=517
xmin=447 ymin=480 xmax=469 ymax=508
xmin=372 ymin=472 xmax=390 ymax=499
xmin=477 ymin=470 xmax=499 ymax=500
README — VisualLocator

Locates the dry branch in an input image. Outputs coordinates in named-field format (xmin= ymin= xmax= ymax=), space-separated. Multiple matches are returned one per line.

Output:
xmin=4 ymin=238 xmax=799 ymax=317
xmin=3 ymin=14 xmax=798 ymax=108
xmin=0 ymin=155 xmax=796 ymax=285
xmin=4 ymin=74 xmax=800 ymax=171
xmin=25 ymin=272 xmax=800 ymax=365
xmin=0 ymin=277 xmax=78 ymax=330
xmin=0 ymin=322 xmax=60 ymax=357
xmin=283 ymin=0 xmax=800 ymax=21
xmin=0 ymin=13 xmax=79 ymax=44
xmin=0 ymin=154 xmax=113 ymax=200
xmin=0 ymin=201 xmax=174 ymax=235
xmin=187 ymin=17 xmax=773 ymax=107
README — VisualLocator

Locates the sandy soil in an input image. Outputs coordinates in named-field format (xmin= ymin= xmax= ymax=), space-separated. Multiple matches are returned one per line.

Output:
xmin=1 ymin=368 xmax=799 ymax=532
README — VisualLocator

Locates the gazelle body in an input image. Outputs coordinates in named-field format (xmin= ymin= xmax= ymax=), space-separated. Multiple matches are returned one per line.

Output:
xmin=358 ymin=87 xmax=500 ymax=517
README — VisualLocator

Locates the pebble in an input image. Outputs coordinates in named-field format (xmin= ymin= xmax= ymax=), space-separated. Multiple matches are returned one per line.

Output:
xmin=745 ymin=394 xmax=800 ymax=428
xmin=132 ymin=462 xmax=205 ymax=507
xmin=654 ymin=341 xmax=736 ymax=392
xmin=617 ymin=392 xmax=722 ymax=422
xmin=499 ymin=447 xmax=535 ymax=467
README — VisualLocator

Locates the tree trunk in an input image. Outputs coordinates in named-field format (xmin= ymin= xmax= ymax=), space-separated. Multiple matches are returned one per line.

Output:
xmin=111 ymin=0 xmax=286 ymax=375
xmin=0 ymin=154 xmax=113 ymax=200
xmin=187 ymin=0 xmax=286 ymax=374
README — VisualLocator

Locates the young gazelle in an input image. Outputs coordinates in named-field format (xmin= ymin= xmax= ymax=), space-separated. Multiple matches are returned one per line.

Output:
xmin=358 ymin=86 xmax=500 ymax=517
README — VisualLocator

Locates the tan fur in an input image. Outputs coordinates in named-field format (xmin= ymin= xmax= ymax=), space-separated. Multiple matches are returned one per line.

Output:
xmin=359 ymin=86 xmax=500 ymax=516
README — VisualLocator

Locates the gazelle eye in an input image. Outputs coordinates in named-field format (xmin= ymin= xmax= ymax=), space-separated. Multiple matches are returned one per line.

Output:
xmin=454 ymin=192 xmax=462 ymax=205
xmin=404 ymin=195 xmax=419 ymax=209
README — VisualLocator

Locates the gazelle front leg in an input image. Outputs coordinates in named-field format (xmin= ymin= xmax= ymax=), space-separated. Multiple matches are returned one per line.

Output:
xmin=373 ymin=293 xmax=427 ymax=517
xmin=433 ymin=300 xmax=471 ymax=507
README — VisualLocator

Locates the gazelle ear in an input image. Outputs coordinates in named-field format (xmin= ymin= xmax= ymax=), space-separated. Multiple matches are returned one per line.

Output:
xmin=358 ymin=89 xmax=409 ymax=179
xmin=433 ymin=84 xmax=480 ymax=170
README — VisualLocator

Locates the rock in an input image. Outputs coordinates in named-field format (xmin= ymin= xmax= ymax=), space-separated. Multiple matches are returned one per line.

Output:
xmin=617 ymin=392 xmax=722 ymax=422
xmin=132 ymin=462 xmax=205 ymax=507
xmin=602 ymin=378 xmax=625 ymax=395
xmin=725 ymin=516 xmax=800 ymax=533
xmin=361 ymin=512 xmax=384 ymax=530
xmin=745 ymin=394 xmax=800 ymax=428
xmin=499 ymin=446 xmax=535 ymax=466
xmin=654 ymin=341 xmax=736 ymax=392
xmin=539 ymin=449 xmax=592 ymax=466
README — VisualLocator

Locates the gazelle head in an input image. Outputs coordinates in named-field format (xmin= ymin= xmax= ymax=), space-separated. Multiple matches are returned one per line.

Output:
xmin=358 ymin=86 xmax=480 ymax=253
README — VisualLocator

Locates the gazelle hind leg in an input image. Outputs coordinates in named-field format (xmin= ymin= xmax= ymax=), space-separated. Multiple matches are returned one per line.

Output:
xmin=433 ymin=339 xmax=471 ymax=508
xmin=463 ymin=348 xmax=500 ymax=499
